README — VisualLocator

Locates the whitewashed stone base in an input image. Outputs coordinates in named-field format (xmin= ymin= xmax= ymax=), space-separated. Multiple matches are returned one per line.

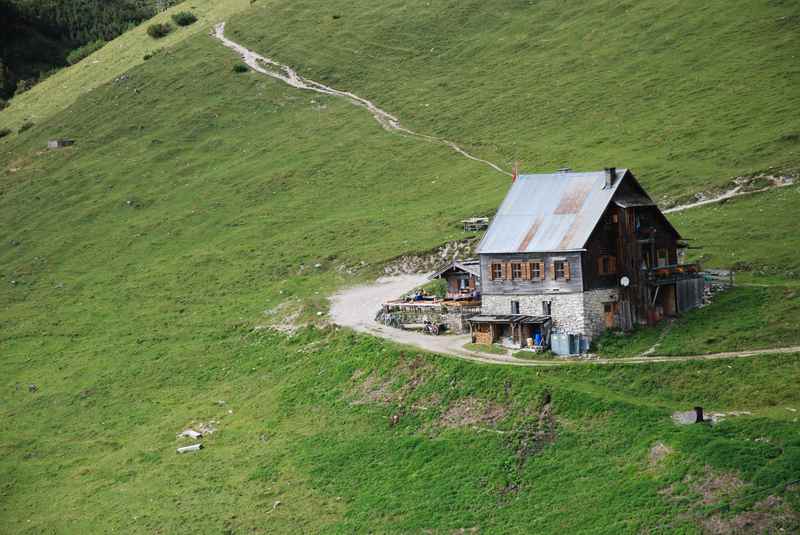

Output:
xmin=481 ymin=289 xmax=620 ymax=338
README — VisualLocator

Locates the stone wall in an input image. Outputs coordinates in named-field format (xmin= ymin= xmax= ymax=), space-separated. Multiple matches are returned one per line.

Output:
xmin=482 ymin=288 xmax=620 ymax=338
xmin=582 ymin=288 xmax=619 ymax=337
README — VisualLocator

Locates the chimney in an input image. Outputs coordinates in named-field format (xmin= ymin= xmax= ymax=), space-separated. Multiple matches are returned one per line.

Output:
xmin=604 ymin=167 xmax=617 ymax=189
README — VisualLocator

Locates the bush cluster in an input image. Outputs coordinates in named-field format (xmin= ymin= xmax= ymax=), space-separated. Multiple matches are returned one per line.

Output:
xmin=66 ymin=39 xmax=107 ymax=65
xmin=232 ymin=63 xmax=249 ymax=73
xmin=0 ymin=128 xmax=12 ymax=139
xmin=171 ymin=12 xmax=197 ymax=26
xmin=146 ymin=23 xmax=172 ymax=39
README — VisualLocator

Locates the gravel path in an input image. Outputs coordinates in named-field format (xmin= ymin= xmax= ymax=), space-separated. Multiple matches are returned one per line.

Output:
xmin=330 ymin=276 xmax=800 ymax=367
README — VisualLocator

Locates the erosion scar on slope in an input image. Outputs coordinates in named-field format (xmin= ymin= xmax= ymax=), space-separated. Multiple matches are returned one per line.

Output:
xmin=212 ymin=23 xmax=510 ymax=177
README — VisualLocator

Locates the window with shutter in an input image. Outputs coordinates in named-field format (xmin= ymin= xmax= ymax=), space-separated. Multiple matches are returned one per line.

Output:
xmin=530 ymin=262 xmax=540 ymax=280
xmin=491 ymin=263 xmax=503 ymax=280
xmin=511 ymin=262 xmax=522 ymax=280
xmin=553 ymin=261 xmax=566 ymax=280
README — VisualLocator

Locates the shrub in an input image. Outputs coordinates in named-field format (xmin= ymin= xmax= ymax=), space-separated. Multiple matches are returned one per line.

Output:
xmin=14 ymin=79 xmax=32 ymax=96
xmin=232 ymin=63 xmax=249 ymax=73
xmin=147 ymin=23 xmax=173 ymax=39
xmin=0 ymin=99 xmax=7 ymax=111
xmin=0 ymin=128 xmax=11 ymax=139
xmin=18 ymin=121 xmax=34 ymax=134
xmin=67 ymin=39 xmax=107 ymax=65
xmin=171 ymin=11 xmax=197 ymax=26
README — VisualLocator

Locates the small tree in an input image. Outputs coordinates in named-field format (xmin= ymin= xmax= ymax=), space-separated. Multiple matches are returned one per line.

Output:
xmin=171 ymin=11 xmax=197 ymax=26
xmin=147 ymin=22 xmax=173 ymax=39
xmin=0 ymin=128 xmax=11 ymax=139
xmin=232 ymin=63 xmax=249 ymax=73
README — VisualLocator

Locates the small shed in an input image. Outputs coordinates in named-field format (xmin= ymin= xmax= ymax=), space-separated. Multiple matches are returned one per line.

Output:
xmin=431 ymin=260 xmax=481 ymax=300
xmin=47 ymin=139 xmax=75 ymax=149
xmin=468 ymin=314 xmax=552 ymax=349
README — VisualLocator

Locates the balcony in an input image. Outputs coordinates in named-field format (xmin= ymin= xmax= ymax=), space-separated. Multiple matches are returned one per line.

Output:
xmin=643 ymin=263 xmax=702 ymax=285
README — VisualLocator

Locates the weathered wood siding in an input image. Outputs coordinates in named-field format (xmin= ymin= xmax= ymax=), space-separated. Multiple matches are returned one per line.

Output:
xmin=479 ymin=252 xmax=583 ymax=295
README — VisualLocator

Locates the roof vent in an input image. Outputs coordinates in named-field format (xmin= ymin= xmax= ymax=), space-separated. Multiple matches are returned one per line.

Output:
xmin=557 ymin=167 xmax=571 ymax=173
xmin=603 ymin=167 xmax=617 ymax=189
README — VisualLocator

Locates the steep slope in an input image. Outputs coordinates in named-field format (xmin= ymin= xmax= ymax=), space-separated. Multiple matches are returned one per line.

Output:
xmin=0 ymin=0 xmax=251 ymax=130
xmin=1 ymin=1 xmax=799 ymax=533
xmin=227 ymin=0 xmax=800 ymax=201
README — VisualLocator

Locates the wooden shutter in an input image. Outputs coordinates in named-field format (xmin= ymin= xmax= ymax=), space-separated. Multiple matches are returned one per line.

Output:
xmin=505 ymin=262 xmax=512 ymax=280
xmin=522 ymin=262 xmax=531 ymax=280
xmin=597 ymin=257 xmax=604 ymax=275
xmin=489 ymin=263 xmax=496 ymax=280
xmin=564 ymin=261 xmax=571 ymax=281
xmin=469 ymin=276 xmax=476 ymax=290
xmin=549 ymin=262 xmax=555 ymax=280
xmin=609 ymin=256 xmax=617 ymax=273
xmin=538 ymin=261 xmax=545 ymax=280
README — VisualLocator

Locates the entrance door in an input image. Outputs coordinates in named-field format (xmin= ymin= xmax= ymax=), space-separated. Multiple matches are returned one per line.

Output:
xmin=603 ymin=302 xmax=618 ymax=329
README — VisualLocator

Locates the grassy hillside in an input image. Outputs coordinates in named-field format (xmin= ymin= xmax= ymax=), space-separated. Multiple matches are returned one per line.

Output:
xmin=1 ymin=0 xmax=800 ymax=533
xmin=0 ymin=0 xmax=251 ymax=130
xmin=228 ymin=0 xmax=800 ymax=201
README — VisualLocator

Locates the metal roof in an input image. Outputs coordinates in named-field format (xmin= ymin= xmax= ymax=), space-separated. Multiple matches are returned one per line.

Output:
xmin=477 ymin=169 xmax=628 ymax=254
xmin=430 ymin=260 xmax=481 ymax=280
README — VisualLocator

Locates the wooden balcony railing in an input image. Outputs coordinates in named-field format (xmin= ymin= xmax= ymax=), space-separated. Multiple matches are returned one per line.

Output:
xmin=643 ymin=263 xmax=702 ymax=284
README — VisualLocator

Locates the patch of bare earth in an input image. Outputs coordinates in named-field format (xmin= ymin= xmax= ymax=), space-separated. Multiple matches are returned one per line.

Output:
xmin=258 ymin=301 xmax=305 ymax=335
xmin=659 ymin=466 xmax=800 ymax=533
xmin=437 ymin=397 xmax=508 ymax=429
xmin=349 ymin=355 xmax=435 ymax=407
xmin=701 ymin=495 xmax=800 ymax=534
xmin=648 ymin=442 xmax=673 ymax=467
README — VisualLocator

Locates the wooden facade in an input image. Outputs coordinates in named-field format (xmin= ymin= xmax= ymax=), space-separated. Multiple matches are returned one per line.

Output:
xmin=471 ymin=168 xmax=704 ymax=348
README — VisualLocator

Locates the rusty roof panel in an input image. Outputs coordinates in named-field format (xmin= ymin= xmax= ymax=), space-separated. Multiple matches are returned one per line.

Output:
xmin=477 ymin=169 xmax=628 ymax=254
xmin=517 ymin=215 xmax=543 ymax=252
xmin=553 ymin=179 xmax=593 ymax=215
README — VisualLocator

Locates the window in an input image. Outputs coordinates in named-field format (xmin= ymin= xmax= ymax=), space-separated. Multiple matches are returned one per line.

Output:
xmin=552 ymin=260 xmax=570 ymax=280
xmin=542 ymin=301 xmax=552 ymax=315
xmin=531 ymin=261 xmax=542 ymax=280
xmin=459 ymin=277 xmax=469 ymax=290
xmin=491 ymin=263 xmax=503 ymax=280
xmin=511 ymin=300 xmax=520 ymax=314
xmin=597 ymin=255 xmax=617 ymax=275
xmin=511 ymin=262 xmax=522 ymax=280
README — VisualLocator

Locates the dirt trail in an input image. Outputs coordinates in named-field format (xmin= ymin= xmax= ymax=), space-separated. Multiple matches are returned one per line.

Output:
xmin=330 ymin=275 xmax=800 ymax=367
xmin=212 ymin=23 xmax=510 ymax=177
xmin=664 ymin=177 xmax=794 ymax=214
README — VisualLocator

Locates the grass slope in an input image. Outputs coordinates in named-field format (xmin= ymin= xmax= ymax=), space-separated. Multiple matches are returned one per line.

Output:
xmin=1 ymin=1 xmax=800 ymax=533
xmin=229 ymin=0 xmax=800 ymax=201
xmin=0 ymin=0 xmax=251 ymax=132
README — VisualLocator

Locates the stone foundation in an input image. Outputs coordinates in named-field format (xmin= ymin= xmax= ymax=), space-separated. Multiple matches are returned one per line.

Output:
xmin=482 ymin=289 xmax=619 ymax=338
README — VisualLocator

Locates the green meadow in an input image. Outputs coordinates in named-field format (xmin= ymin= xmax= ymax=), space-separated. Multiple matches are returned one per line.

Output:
xmin=1 ymin=0 xmax=799 ymax=532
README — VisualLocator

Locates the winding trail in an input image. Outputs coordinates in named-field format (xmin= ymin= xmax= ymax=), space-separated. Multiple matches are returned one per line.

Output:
xmin=663 ymin=177 xmax=795 ymax=214
xmin=213 ymin=23 xmax=510 ymax=177
xmin=329 ymin=275 xmax=800 ymax=367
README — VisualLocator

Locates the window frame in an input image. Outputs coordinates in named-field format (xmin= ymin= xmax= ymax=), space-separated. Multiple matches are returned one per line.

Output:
xmin=491 ymin=263 xmax=503 ymax=280
xmin=511 ymin=262 xmax=523 ymax=280
xmin=554 ymin=260 xmax=566 ymax=280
